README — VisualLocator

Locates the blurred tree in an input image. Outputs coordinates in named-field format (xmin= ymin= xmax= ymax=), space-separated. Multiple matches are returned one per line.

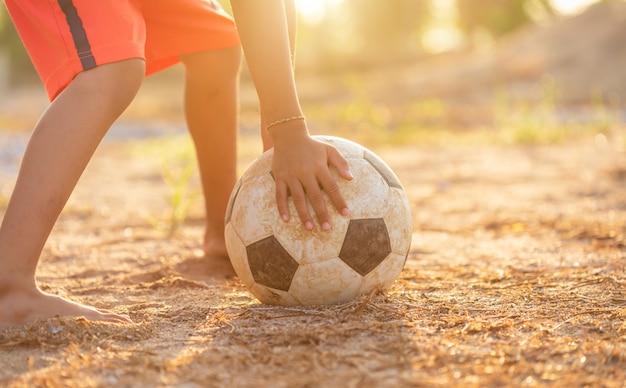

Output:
xmin=0 ymin=6 xmax=37 ymax=85
xmin=339 ymin=0 xmax=431 ymax=66
xmin=456 ymin=0 xmax=554 ymax=41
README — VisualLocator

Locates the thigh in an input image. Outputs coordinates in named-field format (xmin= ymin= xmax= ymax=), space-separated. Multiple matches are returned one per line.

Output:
xmin=5 ymin=0 xmax=147 ymax=100
xmin=141 ymin=0 xmax=240 ymax=76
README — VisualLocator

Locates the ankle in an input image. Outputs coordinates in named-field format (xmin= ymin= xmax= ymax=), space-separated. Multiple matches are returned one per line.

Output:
xmin=204 ymin=237 xmax=227 ymax=254
xmin=0 ymin=275 xmax=36 ymax=297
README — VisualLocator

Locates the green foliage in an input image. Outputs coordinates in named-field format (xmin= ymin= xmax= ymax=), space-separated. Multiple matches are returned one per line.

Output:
xmin=0 ymin=7 xmax=37 ymax=84
xmin=304 ymin=73 xmax=453 ymax=147
xmin=456 ymin=0 xmax=554 ymax=40
xmin=133 ymin=135 xmax=199 ymax=236
xmin=160 ymin=155 xmax=198 ymax=236
xmin=304 ymin=72 xmax=624 ymax=148
xmin=215 ymin=0 xmax=232 ymax=15
xmin=589 ymin=88 xmax=626 ymax=151
xmin=493 ymin=76 xmax=623 ymax=145
xmin=493 ymin=76 xmax=567 ymax=145
xmin=341 ymin=0 xmax=430 ymax=63
xmin=0 ymin=0 xmax=566 ymax=79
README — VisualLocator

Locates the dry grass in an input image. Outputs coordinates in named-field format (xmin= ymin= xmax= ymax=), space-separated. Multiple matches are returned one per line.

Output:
xmin=2 ymin=8 xmax=626 ymax=383
xmin=1 ymin=264 xmax=624 ymax=387
xmin=1 ymin=131 xmax=625 ymax=387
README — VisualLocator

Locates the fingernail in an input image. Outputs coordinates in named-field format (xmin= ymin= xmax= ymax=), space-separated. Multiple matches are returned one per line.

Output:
xmin=341 ymin=207 xmax=350 ymax=216
xmin=282 ymin=214 xmax=289 ymax=222
xmin=305 ymin=221 xmax=314 ymax=230
xmin=347 ymin=170 xmax=354 ymax=179
xmin=322 ymin=222 xmax=331 ymax=231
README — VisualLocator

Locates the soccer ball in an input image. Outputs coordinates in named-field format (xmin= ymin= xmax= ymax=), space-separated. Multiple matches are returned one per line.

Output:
xmin=224 ymin=136 xmax=412 ymax=306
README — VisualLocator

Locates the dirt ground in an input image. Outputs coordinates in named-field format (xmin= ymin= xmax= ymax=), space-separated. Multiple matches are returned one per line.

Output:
xmin=1 ymin=3 xmax=626 ymax=385
xmin=0 ymin=123 xmax=625 ymax=386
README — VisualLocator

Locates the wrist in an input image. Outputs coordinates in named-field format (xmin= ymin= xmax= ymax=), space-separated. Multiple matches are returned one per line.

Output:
xmin=268 ymin=118 xmax=309 ymax=145
xmin=266 ymin=115 xmax=306 ymax=132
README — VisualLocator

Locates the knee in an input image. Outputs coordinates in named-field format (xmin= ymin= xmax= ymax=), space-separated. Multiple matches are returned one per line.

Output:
xmin=73 ymin=59 xmax=145 ymax=108
xmin=104 ymin=59 xmax=145 ymax=98
xmin=181 ymin=46 xmax=242 ymax=90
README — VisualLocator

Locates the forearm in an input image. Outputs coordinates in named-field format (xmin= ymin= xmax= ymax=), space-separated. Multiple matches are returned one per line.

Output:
xmin=230 ymin=0 xmax=351 ymax=229
xmin=284 ymin=0 xmax=297 ymax=63
xmin=230 ymin=0 xmax=303 ymax=125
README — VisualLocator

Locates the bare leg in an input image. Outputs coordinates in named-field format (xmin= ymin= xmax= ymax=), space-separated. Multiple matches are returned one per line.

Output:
xmin=260 ymin=0 xmax=297 ymax=152
xmin=261 ymin=115 xmax=272 ymax=151
xmin=0 ymin=59 xmax=145 ymax=327
xmin=178 ymin=46 xmax=241 ymax=278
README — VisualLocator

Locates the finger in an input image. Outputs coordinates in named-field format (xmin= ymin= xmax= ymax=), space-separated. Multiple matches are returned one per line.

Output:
xmin=319 ymin=172 xmax=349 ymax=217
xmin=302 ymin=178 xmax=332 ymax=231
xmin=328 ymin=148 xmax=354 ymax=181
xmin=289 ymin=182 xmax=315 ymax=230
xmin=275 ymin=180 xmax=291 ymax=222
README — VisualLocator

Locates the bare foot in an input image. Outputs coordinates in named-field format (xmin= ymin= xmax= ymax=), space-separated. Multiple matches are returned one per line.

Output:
xmin=176 ymin=255 xmax=236 ymax=281
xmin=0 ymin=288 xmax=132 ymax=328
xmin=175 ymin=239 xmax=236 ymax=280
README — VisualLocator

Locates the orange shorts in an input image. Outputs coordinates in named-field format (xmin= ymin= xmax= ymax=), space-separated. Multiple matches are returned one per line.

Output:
xmin=4 ymin=0 xmax=240 ymax=100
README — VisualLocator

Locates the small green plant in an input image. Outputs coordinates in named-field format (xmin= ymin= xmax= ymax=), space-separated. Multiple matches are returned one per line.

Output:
xmin=160 ymin=155 xmax=198 ymax=236
xmin=133 ymin=135 xmax=199 ymax=236
xmin=494 ymin=75 xmax=570 ymax=145
xmin=305 ymin=72 xmax=624 ymax=149
xmin=493 ymin=77 xmax=626 ymax=146
xmin=304 ymin=72 xmax=450 ymax=147
xmin=587 ymin=89 xmax=626 ymax=154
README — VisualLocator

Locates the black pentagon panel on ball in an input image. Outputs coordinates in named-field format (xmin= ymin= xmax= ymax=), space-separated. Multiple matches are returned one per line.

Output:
xmin=363 ymin=150 xmax=403 ymax=189
xmin=246 ymin=236 xmax=299 ymax=292
xmin=339 ymin=218 xmax=392 ymax=276
xmin=224 ymin=179 xmax=241 ymax=225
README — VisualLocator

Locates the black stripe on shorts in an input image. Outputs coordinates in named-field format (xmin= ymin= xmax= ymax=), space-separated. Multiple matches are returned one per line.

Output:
xmin=57 ymin=0 xmax=97 ymax=70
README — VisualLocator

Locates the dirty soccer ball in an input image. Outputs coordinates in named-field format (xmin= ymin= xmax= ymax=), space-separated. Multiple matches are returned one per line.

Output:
xmin=224 ymin=136 xmax=412 ymax=306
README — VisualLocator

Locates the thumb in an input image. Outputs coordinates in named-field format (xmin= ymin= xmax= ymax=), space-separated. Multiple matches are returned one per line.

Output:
xmin=328 ymin=147 xmax=354 ymax=181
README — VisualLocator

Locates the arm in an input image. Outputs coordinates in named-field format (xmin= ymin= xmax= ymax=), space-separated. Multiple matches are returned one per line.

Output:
xmin=230 ymin=0 xmax=353 ymax=231
xmin=231 ymin=0 xmax=300 ymax=123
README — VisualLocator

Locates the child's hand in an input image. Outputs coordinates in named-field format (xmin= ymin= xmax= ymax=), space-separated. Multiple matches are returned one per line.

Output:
xmin=271 ymin=128 xmax=353 ymax=231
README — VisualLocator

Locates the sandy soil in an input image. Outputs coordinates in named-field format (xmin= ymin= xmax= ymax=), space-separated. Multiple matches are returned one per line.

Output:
xmin=0 ymin=127 xmax=624 ymax=386
xmin=1 ymin=3 xmax=625 ymax=385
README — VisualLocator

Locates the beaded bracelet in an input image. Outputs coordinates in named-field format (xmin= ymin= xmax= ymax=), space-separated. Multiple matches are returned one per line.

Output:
xmin=266 ymin=115 xmax=306 ymax=131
